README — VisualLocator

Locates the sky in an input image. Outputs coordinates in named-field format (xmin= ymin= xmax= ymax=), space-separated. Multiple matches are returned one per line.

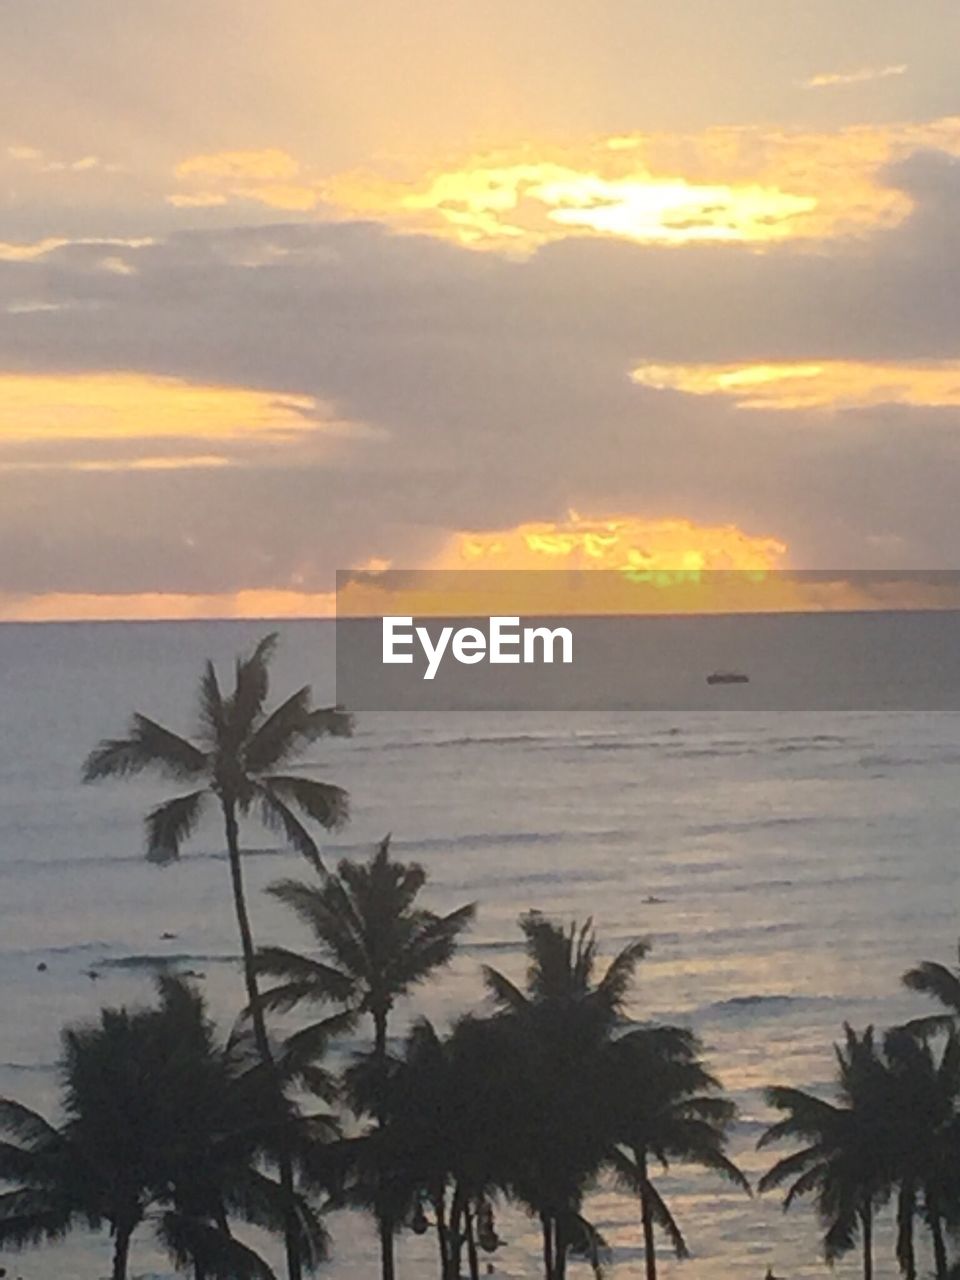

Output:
xmin=2 ymin=0 xmax=960 ymax=619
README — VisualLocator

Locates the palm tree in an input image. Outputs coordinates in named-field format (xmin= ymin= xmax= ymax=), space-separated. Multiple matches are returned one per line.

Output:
xmin=481 ymin=912 xmax=649 ymax=1280
xmin=607 ymin=1025 xmax=749 ymax=1280
xmin=0 ymin=1000 xmax=172 ymax=1279
xmin=0 ymin=1097 xmax=120 ymax=1277
xmin=882 ymin=1026 xmax=960 ymax=1280
xmin=82 ymin=632 xmax=350 ymax=1280
xmin=758 ymin=1024 xmax=894 ymax=1280
xmin=0 ymin=975 xmax=334 ymax=1280
xmin=257 ymin=834 xmax=475 ymax=1280
xmin=346 ymin=1015 xmax=510 ymax=1280
xmin=145 ymin=975 xmax=338 ymax=1280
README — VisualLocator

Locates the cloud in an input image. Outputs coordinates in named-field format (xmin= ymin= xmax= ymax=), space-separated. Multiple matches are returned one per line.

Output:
xmin=803 ymin=64 xmax=908 ymax=89
xmin=0 ymin=236 xmax=154 ymax=262
xmin=3 ymin=141 xmax=960 ymax=611
xmin=323 ymin=118 xmax=960 ymax=250
xmin=430 ymin=513 xmax=787 ymax=572
xmin=170 ymin=148 xmax=323 ymax=212
xmin=0 ymin=371 xmax=374 ymax=477
xmin=7 ymin=144 xmax=119 ymax=174
xmin=631 ymin=360 xmax=960 ymax=411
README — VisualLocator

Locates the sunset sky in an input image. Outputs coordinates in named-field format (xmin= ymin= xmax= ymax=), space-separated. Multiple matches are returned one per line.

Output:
xmin=3 ymin=0 xmax=960 ymax=619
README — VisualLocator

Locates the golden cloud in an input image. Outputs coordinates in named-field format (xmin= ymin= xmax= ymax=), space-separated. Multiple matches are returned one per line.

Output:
xmin=0 ymin=373 xmax=372 ymax=474
xmin=433 ymin=512 xmax=787 ymax=573
xmin=803 ymin=65 xmax=908 ymax=89
xmin=324 ymin=118 xmax=960 ymax=250
xmin=0 ymin=373 xmax=323 ymax=445
xmin=170 ymin=148 xmax=321 ymax=212
xmin=336 ymin=513 xmax=795 ymax=618
xmin=631 ymin=360 xmax=960 ymax=410
xmin=0 ymin=236 xmax=153 ymax=262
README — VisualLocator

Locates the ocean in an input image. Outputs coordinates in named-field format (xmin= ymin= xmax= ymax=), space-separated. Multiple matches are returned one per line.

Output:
xmin=1 ymin=618 xmax=959 ymax=1278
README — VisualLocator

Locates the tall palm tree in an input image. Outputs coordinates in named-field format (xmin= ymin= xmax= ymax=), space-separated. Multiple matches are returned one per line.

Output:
xmin=607 ymin=1025 xmax=749 ymax=1280
xmin=759 ymin=1025 xmax=894 ymax=1280
xmin=257 ymin=834 xmax=475 ymax=1280
xmin=82 ymin=633 xmax=350 ymax=1280
xmin=482 ymin=912 xmax=649 ymax=1280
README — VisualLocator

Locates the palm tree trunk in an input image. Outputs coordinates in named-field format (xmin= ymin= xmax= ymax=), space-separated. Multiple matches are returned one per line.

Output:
xmin=433 ymin=1189 xmax=449 ymax=1279
xmin=372 ymin=1006 xmax=396 ymax=1280
xmin=465 ymin=1205 xmax=481 ymax=1280
xmin=896 ymin=1184 xmax=916 ymax=1280
xmin=112 ymin=1222 xmax=133 ymax=1280
xmin=541 ymin=1212 xmax=555 ymax=1280
xmin=638 ymin=1152 xmax=657 ymax=1280
xmin=555 ymin=1216 xmax=567 ymax=1280
xmin=860 ymin=1204 xmax=873 ymax=1280
xmin=222 ymin=798 xmax=303 ymax=1280
xmin=448 ymin=1184 xmax=466 ymax=1280
xmin=928 ymin=1204 xmax=949 ymax=1279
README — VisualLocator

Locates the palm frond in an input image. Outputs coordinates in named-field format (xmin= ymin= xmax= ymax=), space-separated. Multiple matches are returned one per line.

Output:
xmin=265 ymin=879 xmax=368 ymax=978
xmin=145 ymin=790 xmax=208 ymax=864
xmin=156 ymin=1211 xmax=277 ymax=1280
xmin=83 ymin=714 xmax=207 ymax=782
xmin=608 ymin=1146 xmax=647 ymax=1194
xmin=482 ymin=965 xmax=530 ymax=1013
xmin=243 ymin=686 xmax=313 ymax=772
xmin=0 ymin=1188 xmax=77 ymax=1247
xmin=280 ymin=1013 xmax=359 ymax=1084
xmin=226 ymin=633 xmax=278 ymax=743
xmin=257 ymin=785 xmax=325 ymax=874
xmin=595 ymin=938 xmax=650 ymax=1010
xmin=823 ymin=1208 xmax=859 ymax=1264
xmin=685 ymin=1143 xmax=751 ymax=1194
xmin=198 ymin=660 xmax=226 ymax=741
xmin=223 ymin=1166 xmax=332 ymax=1270
xmin=0 ymin=1100 xmax=63 ymax=1151
xmin=255 ymin=946 xmax=355 ymax=1005
xmin=392 ymin=904 xmax=476 ymax=990
xmin=758 ymin=1088 xmax=842 ymax=1145
xmin=645 ymin=1178 xmax=690 ymax=1259
xmin=903 ymin=960 xmax=960 ymax=1015
xmin=262 ymin=775 xmax=349 ymax=833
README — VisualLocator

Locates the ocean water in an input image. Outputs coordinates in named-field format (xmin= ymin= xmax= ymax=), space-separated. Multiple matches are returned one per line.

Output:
xmin=1 ymin=619 xmax=959 ymax=1279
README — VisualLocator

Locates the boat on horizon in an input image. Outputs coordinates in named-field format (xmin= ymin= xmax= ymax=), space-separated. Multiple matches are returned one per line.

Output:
xmin=706 ymin=670 xmax=750 ymax=685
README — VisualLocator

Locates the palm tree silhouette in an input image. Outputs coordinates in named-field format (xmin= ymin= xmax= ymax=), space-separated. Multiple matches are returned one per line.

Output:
xmin=257 ymin=834 xmax=475 ymax=1280
xmin=607 ymin=1024 xmax=749 ymax=1280
xmin=0 ymin=1097 xmax=119 ymax=1276
xmin=82 ymin=632 xmax=350 ymax=1280
xmin=0 ymin=975 xmax=330 ymax=1280
xmin=882 ymin=1025 xmax=960 ymax=1280
xmin=482 ymin=912 xmax=648 ymax=1280
xmin=351 ymin=1014 xmax=512 ymax=1280
xmin=759 ymin=1025 xmax=893 ymax=1280
xmin=148 ymin=974 xmax=339 ymax=1280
